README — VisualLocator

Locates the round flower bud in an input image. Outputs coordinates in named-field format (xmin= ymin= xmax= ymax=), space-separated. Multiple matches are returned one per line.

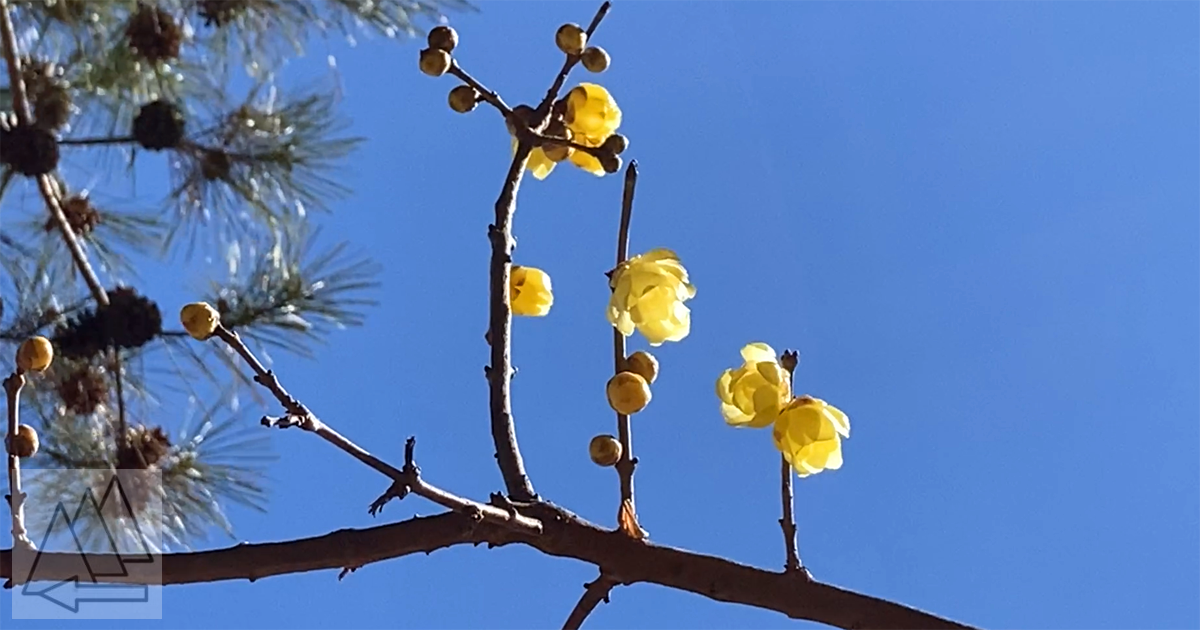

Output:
xmin=589 ymin=434 xmax=622 ymax=467
xmin=624 ymin=350 xmax=659 ymax=384
xmin=180 ymin=302 xmax=221 ymax=340
xmin=598 ymin=151 xmax=622 ymax=174
xmin=419 ymin=47 xmax=452 ymax=77
xmin=427 ymin=25 xmax=459 ymax=52
xmin=8 ymin=424 xmax=39 ymax=458
xmin=448 ymin=85 xmax=479 ymax=113
xmin=581 ymin=46 xmax=610 ymax=73
xmin=606 ymin=371 xmax=651 ymax=415
xmin=16 ymin=336 xmax=53 ymax=372
xmin=555 ymin=23 xmax=587 ymax=56
xmin=601 ymin=133 xmax=628 ymax=155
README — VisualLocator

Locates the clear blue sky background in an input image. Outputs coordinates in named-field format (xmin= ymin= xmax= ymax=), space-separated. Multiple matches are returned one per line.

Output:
xmin=4 ymin=2 xmax=1199 ymax=629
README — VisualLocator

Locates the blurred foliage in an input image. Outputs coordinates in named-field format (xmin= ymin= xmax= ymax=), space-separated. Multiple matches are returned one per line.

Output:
xmin=1 ymin=0 xmax=469 ymax=547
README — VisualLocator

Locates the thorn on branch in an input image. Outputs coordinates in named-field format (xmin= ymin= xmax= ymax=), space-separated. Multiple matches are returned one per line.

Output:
xmin=368 ymin=481 xmax=411 ymax=516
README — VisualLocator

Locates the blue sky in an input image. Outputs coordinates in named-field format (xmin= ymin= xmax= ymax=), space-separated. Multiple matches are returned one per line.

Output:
xmin=4 ymin=1 xmax=1199 ymax=629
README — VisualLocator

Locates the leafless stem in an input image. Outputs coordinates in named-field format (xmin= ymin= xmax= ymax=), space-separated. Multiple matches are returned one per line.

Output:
xmin=612 ymin=162 xmax=646 ymax=540
xmin=485 ymin=145 xmax=538 ymax=502
xmin=3 ymin=372 xmax=32 ymax=550
xmin=535 ymin=1 xmax=614 ymax=122
xmin=778 ymin=349 xmax=806 ymax=574
xmin=0 ymin=0 xmax=109 ymax=306
xmin=562 ymin=573 xmax=618 ymax=630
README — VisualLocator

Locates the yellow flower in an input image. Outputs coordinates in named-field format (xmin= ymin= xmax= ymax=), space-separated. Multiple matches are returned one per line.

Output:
xmin=511 ymin=83 xmax=622 ymax=180
xmin=511 ymin=265 xmax=553 ymax=316
xmin=773 ymin=396 xmax=850 ymax=478
xmin=607 ymin=248 xmax=695 ymax=346
xmin=564 ymin=83 xmax=621 ymax=176
xmin=715 ymin=343 xmax=791 ymax=428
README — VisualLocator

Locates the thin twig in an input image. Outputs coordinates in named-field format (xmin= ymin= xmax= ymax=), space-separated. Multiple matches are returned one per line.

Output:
xmin=58 ymin=135 xmax=136 ymax=146
xmin=535 ymin=1 xmax=614 ymax=122
xmin=612 ymin=161 xmax=646 ymax=540
xmin=3 ymin=372 xmax=32 ymax=549
xmin=0 ymin=0 xmax=109 ymax=306
xmin=562 ymin=573 xmax=618 ymax=630
xmin=484 ymin=145 xmax=538 ymax=502
xmin=210 ymin=326 xmax=540 ymax=534
xmin=778 ymin=349 xmax=806 ymax=575
xmin=447 ymin=63 xmax=512 ymax=118
xmin=369 ymin=438 xmax=542 ymax=533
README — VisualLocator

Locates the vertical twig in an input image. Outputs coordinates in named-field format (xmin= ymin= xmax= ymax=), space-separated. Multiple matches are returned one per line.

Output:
xmin=0 ymin=0 xmax=109 ymax=306
xmin=612 ymin=162 xmax=645 ymax=539
xmin=778 ymin=349 xmax=807 ymax=575
xmin=4 ymin=372 xmax=33 ymax=549
xmin=486 ymin=145 xmax=538 ymax=502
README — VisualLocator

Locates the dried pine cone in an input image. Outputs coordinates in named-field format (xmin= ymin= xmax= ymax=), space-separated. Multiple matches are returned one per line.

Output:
xmin=53 ymin=287 xmax=163 ymax=360
xmin=200 ymin=149 xmax=232 ymax=181
xmin=132 ymin=99 xmax=185 ymax=151
xmin=57 ymin=365 xmax=109 ymax=415
xmin=44 ymin=195 xmax=100 ymax=235
xmin=116 ymin=425 xmax=172 ymax=470
xmin=125 ymin=4 xmax=182 ymax=63
xmin=0 ymin=122 xmax=60 ymax=176
xmin=20 ymin=57 xmax=72 ymax=131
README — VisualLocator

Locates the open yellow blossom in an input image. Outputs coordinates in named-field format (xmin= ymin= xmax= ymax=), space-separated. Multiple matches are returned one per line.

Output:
xmin=511 ymin=266 xmax=553 ymax=317
xmin=716 ymin=343 xmax=792 ymax=428
xmin=773 ymin=396 xmax=850 ymax=477
xmin=512 ymin=83 xmax=622 ymax=180
xmin=564 ymin=83 xmax=621 ymax=176
xmin=607 ymin=248 xmax=695 ymax=346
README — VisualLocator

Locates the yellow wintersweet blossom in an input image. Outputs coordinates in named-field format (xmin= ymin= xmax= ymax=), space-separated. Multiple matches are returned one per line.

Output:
xmin=773 ymin=395 xmax=850 ymax=477
xmin=510 ymin=266 xmax=554 ymax=317
xmin=564 ymin=83 xmax=621 ymax=176
xmin=511 ymin=83 xmax=622 ymax=180
xmin=607 ymin=248 xmax=695 ymax=346
xmin=715 ymin=343 xmax=792 ymax=428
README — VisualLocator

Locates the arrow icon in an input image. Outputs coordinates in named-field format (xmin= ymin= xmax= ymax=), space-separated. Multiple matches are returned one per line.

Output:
xmin=22 ymin=579 xmax=149 ymax=613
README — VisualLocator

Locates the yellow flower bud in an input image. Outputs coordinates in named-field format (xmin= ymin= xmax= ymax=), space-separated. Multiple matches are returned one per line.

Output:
xmin=715 ymin=343 xmax=791 ymax=428
xmin=624 ymin=351 xmax=659 ymax=384
xmin=180 ymin=302 xmax=221 ymax=340
xmin=598 ymin=151 xmax=621 ymax=174
xmin=581 ymin=46 xmax=610 ymax=73
xmin=607 ymin=249 xmax=696 ymax=346
xmin=555 ymin=23 xmax=587 ymax=55
xmin=419 ymin=47 xmax=452 ymax=77
xmin=588 ymin=434 xmax=622 ymax=467
xmin=448 ymin=85 xmax=479 ymax=113
xmin=16 ymin=336 xmax=53 ymax=372
xmin=7 ymin=424 xmax=39 ymax=458
xmin=510 ymin=266 xmax=553 ymax=317
xmin=427 ymin=25 xmax=459 ymax=52
xmin=606 ymin=371 xmax=651 ymax=415
xmin=773 ymin=396 xmax=850 ymax=477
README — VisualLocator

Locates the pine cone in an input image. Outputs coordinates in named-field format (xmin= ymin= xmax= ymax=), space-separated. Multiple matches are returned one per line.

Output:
xmin=132 ymin=99 xmax=185 ymax=151
xmin=20 ymin=57 xmax=72 ymax=131
xmin=57 ymin=366 xmax=109 ymax=415
xmin=125 ymin=4 xmax=182 ymax=63
xmin=0 ymin=122 xmax=60 ymax=176
xmin=116 ymin=425 xmax=172 ymax=470
xmin=44 ymin=195 xmax=100 ymax=235
xmin=52 ymin=287 xmax=163 ymax=360
xmin=200 ymin=149 xmax=232 ymax=180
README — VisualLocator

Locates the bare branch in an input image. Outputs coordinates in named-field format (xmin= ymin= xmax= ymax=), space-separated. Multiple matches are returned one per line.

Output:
xmin=612 ymin=162 xmax=645 ymax=540
xmin=1 ymin=503 xmax=979 ymax=630
xmin=778 ymin=349 xmax=805 ymax=574
xmin=562 ymin=573 xmax=618 ymax=630
xmin=485 ymin=146 xmax=538 ymax=502
xmin=3 ymin=371 xmax=32 ymax=549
